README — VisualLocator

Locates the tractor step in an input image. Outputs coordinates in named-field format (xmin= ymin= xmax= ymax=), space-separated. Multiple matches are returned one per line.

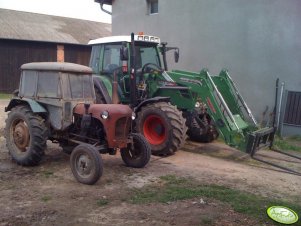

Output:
xmin=246 ymin=127 xmax=276 ymax=156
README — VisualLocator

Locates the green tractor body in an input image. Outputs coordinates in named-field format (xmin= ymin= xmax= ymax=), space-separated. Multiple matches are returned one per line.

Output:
xmin=89 ymin=34 xmax=275 ymax=155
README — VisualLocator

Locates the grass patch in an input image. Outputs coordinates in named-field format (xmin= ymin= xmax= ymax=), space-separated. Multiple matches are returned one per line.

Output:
xmin=40 ymin=170 xmax=54 ymax=178
xmin=129 ymin=175 xmax=301 ymax=224
xmin=96 ymin=199 xmax=109 ymax=206
xmin=0 ymin=93 xmax=11 ymax=99
xmin=200 ymin=217 xmax=214 ymax=225
xmin=41 ymin=195 xmax=52 ymax=202
xmin=287 ymin=135 xmax=301 ymax=142
xmin=274 ymin=137 xmax=301 ymax=152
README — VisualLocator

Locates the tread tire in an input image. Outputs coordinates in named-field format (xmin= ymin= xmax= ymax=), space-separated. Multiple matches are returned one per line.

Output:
xmin=136 ymin=102 xmax=187 ymax=156
xmin=70 ymin=144 xmax=103 ymax=185
xmin=5 ymin=105 xmax=48 ymax=166
xmin=121 ymin=133 xmax=151 ymax=168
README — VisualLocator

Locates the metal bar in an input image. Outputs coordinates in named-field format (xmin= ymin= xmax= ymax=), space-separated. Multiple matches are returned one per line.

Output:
xmin=276 ymin=82 xmax=285 ymax=128
xmin=272 ymin=78 xmax=279 ymax=128
xmin=206 ymin=71 xmax=240 ymax=130
xmin=252 ymin=156 xmax=301 ymax=176
xmin=158 ymin=86 xmax=189 ymax=90
xmin=224 ymin=71 xmax=257 ymax=125
xmin=271 ymin=148 xmax=301 ymax=161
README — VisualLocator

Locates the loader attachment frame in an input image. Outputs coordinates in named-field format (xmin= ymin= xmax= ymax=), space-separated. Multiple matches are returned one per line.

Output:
xmin=170 ymin=68 xmax=276 ymax=154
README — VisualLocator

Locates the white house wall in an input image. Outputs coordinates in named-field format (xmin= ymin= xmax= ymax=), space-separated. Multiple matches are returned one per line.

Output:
xmin=110 ymin=0 xmax=301 ymax=134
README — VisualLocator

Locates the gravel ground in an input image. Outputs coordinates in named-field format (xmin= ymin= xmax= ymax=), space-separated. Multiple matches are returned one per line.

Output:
xmin=0 ymin=100 xmax=8 ymax=136
xmin=0 ymin=98 xmax=301 ymax=225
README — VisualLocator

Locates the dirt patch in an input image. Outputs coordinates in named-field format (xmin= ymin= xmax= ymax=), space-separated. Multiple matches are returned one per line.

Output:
xmin=1 ymin=100 xmax=301 ymax=225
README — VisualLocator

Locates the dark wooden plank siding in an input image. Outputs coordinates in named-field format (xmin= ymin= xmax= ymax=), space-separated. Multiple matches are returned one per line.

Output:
xmin=0 ymin=39 xmax=56 ymax=93
xmin=283 ymin=91 xmax=301 ymax=126
xmin=0 ymin=40 xmax=91 ymax=93
xmin=64 ymin=45 xmax=91 ymax=66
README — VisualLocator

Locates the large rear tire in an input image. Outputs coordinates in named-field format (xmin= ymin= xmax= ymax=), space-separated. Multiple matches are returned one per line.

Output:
xmin=136 ymin=102 xmax=187 ymax=156
xmin=5 ymin=105 xmax=48 ymax=166
xmin=70 ymin=144 xmax=103 ymax=185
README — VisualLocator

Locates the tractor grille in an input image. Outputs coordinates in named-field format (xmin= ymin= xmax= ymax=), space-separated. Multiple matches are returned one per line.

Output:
xmin=115 ymin=117 xmax=131 ymax=139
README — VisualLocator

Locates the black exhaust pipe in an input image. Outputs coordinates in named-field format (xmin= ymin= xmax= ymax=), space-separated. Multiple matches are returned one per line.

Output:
xmin=130 ymin=32 xmax=137 ymax=106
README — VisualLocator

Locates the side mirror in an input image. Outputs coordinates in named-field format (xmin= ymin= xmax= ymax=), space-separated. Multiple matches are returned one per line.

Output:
xmin=174 ymin=49 xmax=179 ymax=63
xmin=120 ymin=46 xmax=129 ymax=61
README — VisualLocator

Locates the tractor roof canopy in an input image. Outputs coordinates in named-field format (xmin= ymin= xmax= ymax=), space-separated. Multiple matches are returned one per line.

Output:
xmin=88 ymin=35 xmax=160 ymax=45
xmin=19 ymin=62 xmax=95 ymax=100
xmin=21 ymin=62 xmax=93 ymax=74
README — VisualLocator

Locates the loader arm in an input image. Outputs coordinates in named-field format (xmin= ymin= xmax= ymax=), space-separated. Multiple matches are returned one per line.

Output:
xmin=169 ymin=69 xmax=275 ymax=153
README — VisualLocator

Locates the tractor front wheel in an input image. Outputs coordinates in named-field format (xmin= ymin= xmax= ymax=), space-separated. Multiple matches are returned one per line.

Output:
xmin=136 ymin=102 xmax=187 ymax=156
xmin=121 ymin=133 xmax=151 ymax=168
xmin=187 ymin=115 xmax=219 ymax=143
xmin=70 ymin=144 xmax=103 ymax=185
xmin=5 ymin=105 xmax=48 ymax=166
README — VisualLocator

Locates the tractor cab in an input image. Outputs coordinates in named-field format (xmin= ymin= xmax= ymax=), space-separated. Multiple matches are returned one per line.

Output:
xmin=89 ymin=34 xmax=195 ymax=109
xmin=7 ymin=62 xmax=95 ymax=131
xmin=89 ymin=35 xmax=163 ymax=100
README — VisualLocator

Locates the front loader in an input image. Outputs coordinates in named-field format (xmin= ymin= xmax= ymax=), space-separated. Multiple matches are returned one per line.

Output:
xmin=169 ymin=69 xmax=276 ymax=153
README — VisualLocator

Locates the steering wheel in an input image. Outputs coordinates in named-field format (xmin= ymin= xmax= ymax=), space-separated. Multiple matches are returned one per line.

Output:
xmin=104 ymin=64 xmax=119 ymax=74
xmin=141 ymin=63 xmax=163 ymax=75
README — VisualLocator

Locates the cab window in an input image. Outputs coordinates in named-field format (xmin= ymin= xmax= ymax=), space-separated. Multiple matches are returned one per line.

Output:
xmin=20 ymin=70 xmax=38 ymax=97
xmin=37 ymin=72 xmax=61 ymax=98
xmin=102 ymin=44 xmax=122 ymax=74
xmin=69 ymin=74 xmax=94 ymax=99
xmin=90 ymin=45 xmax=101 ymax=74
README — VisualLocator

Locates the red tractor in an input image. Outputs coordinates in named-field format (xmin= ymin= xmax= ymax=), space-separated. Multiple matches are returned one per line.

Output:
xmin=5 ymin=62 xmax=151 ymax=185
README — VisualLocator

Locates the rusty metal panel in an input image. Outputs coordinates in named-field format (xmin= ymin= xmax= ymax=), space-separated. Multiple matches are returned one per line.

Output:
xmin=283 ymin=91 xmax=301 ymax=126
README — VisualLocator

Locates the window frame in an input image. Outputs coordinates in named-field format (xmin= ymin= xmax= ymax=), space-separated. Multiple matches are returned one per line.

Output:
xmin=147 ymin=0 xmax=158 ymax=15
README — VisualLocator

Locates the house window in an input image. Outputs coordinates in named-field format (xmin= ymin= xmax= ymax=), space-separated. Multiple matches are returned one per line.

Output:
xmin=148 ymin=0 xmax=158 ymax=14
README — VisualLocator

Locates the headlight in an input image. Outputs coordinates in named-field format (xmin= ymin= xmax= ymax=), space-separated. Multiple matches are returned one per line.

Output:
xmin=131 ymin=112 xmax=136 ymax=120
xmin=101 ymin=111 xmax=109 ymax=119
xmin=195 ymin=102 xmax=200 ymax=108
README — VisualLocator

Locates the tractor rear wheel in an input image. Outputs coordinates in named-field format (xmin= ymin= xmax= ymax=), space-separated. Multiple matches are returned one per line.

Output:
xmin=5 ymin=105 xmax=48 ymax=166
xmin=121 ymin=133 xmax=151 ymax=168
xmin=70 ymin=144 xmax=103 ymax=185
xmin=136 ymin=102 xmax=187 ymax=156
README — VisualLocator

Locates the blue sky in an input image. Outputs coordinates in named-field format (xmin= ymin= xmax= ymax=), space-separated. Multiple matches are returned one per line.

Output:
xmin=0 ymin=0 xmax=112 ymax=23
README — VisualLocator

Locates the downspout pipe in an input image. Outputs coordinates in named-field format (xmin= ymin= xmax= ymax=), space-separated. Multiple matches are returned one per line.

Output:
xmin=99 ymin=0 xmax=112 ymax=15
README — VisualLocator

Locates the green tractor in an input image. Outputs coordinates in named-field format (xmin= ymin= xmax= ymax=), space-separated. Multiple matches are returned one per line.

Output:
xmin=89 ymin=33 xmax=275 ymax=155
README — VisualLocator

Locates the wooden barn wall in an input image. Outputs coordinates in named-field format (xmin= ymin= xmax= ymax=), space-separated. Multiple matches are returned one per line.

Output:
xmin=0 ymin=40 xmax=92 ymax=93
xmin=0 ymin=39 xmax=56 ymax=93
xmin=64 ymin=45 xmax=91 ymax=66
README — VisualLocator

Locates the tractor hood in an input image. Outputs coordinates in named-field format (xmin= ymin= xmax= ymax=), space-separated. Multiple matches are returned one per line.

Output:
xmin=74 ymin=103 xmax=133 ymax=148
xmin=74 ymin=103 xmax=132 ymax=121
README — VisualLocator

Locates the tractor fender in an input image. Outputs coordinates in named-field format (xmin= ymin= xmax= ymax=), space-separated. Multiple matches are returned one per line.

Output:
xmin=134 ymin=97 xmax=170 ymax=113
xmin=93 ymin=75 xmax=112 ymax=104
xmin=5 ymin=98 xmax=47 ymax=113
